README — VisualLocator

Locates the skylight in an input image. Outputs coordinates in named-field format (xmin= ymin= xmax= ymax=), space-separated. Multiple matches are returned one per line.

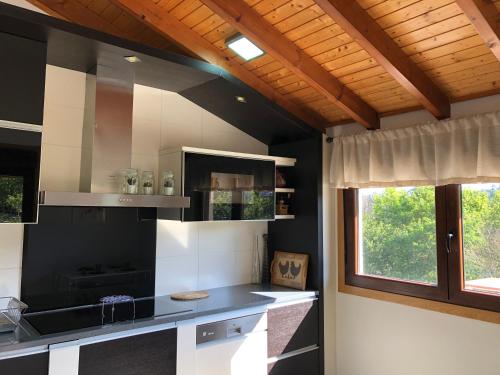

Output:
xmin=226 ymin=34 xmax=264 ymax=61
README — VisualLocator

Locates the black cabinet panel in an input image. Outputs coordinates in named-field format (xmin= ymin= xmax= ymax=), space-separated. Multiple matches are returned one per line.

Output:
xmin=79 ymin=328 xmax=177 ymax=375
xmin=268 ymin=300 xmax=319 ymax=357
xmin=0 ymin=32 xmax=46 ymax=125
xmin=268 ymin=350 xmax=319 ymax=375
xmin=0 ymin=352 xmax=49 ymax=375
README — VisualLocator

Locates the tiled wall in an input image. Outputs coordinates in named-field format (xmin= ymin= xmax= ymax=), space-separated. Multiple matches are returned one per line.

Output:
xmin=0 ymin=65 xmax=268 ymax=298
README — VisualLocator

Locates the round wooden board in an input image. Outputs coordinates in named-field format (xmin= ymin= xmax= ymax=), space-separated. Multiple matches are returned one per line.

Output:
xmin=170 ymin=291 xmax=209 ymax=301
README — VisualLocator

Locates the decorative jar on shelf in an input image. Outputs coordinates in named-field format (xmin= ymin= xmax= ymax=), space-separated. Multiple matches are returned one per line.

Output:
xmin=161 ymin=171 xmax=175 ymax=196
xmin=122 ymin=168 xmax=139 ymax=195
xmin=141 ymin=171 xmax=155 ymax=195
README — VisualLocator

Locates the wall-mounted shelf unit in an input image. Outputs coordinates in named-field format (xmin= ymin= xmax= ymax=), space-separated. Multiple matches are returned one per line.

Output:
xmin=275 ymin=188 xmax=295 ymax=193
xmin=275 ymin=214 xmax=295 ymax=220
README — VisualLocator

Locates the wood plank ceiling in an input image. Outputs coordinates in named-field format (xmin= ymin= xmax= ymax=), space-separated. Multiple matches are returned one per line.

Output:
xmin=26 ymin=0 xmax=500 ymax=130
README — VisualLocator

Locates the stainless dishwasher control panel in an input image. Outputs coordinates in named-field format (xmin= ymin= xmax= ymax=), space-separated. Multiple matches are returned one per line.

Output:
xmin=196 ymin=313 xmax=264 ymax=345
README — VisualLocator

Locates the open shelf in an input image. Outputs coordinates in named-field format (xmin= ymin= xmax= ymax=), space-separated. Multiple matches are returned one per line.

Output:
xmin=275 ymin=187 xmax=295 ymax=193
xmin=275 ymin=214 xmax=295 ymax=220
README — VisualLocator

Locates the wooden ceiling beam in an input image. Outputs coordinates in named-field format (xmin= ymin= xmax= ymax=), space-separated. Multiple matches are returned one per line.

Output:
xmin=200 ymin=0 xmax=379 ymax=129
xmin=456 ymin=0 xmax=500 ymax=63
xmin=314 ymin=0 xmax=450 ymax=120
xmin=108 ymin=0 xmax=327 ymax=130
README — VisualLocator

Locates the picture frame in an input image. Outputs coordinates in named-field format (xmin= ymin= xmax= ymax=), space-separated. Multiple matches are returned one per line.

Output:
xmin=270 ymin=251 xmax=309 ymax=290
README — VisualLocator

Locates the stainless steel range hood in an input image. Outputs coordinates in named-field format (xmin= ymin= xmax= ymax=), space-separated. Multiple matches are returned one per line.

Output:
xmin=39 ymin=62 xmax=189 ymax=209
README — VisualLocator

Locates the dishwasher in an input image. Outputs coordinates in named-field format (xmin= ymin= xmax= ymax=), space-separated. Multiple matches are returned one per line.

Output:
xmin=195 ymin=313 xmax=267 ymax=375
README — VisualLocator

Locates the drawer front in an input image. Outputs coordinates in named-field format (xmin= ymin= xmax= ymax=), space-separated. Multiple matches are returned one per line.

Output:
xmin=79 ymin=328 xmax=177 ymax=375
xmin=267 ymin=300 xmax=318 ymax=358
xmin=0 ymin=352 xmax=49 ymax=375
xmin=268 ymin=349 xmax=319 ymax=375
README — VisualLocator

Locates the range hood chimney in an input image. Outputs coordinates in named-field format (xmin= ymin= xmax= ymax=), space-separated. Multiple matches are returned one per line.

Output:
xmin=39 ymin=61 xmax=189 ymax=209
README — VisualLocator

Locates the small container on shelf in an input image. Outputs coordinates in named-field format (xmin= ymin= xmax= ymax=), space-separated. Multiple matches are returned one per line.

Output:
xmin=141 ymin=171 xmax=155 ymax=195
xmin=161 ymin=170 xmax=175 ymax=196
xmin=121 ymin=168 xmax=139 ymax=195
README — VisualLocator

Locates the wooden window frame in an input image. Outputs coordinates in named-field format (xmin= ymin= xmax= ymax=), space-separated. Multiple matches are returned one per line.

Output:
xmin=340 ymin=186 xmax=500 ymax=321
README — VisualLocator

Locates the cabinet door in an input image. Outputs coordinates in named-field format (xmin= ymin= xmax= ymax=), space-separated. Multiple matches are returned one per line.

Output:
xmin=0 ymin=32 xmax=46 ymax=125
xmin=79 ymin=328 xmax=177 ymax=375
xmin=268 ymin=349 xmax=319 ymax=375
xmin=267 ymin=300 xmax=318 ymax=358
xmin=0 ymin=352 xmax=49 ymax=375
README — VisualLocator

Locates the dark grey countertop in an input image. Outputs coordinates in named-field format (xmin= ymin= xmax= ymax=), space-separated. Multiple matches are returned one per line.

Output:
xmin=0 ymin=284 xmax=317 ymax=355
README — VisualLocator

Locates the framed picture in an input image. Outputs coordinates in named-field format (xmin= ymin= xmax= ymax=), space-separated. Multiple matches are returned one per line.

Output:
xmin=271 ymin=251 xmax=309 ymax=290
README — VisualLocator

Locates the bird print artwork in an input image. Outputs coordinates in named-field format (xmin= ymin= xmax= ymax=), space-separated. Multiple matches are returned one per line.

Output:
xmin=279 ymin=261 xmax=290 ymax=278
xmin=290 ymin=262 xmax=301 ymax=279
xmin=271 ymin=251 xmax=309 ymax=290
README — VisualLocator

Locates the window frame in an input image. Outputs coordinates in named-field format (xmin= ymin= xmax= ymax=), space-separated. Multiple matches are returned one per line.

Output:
xmin=446 ymin=185 xmax=500 ymax=312
xmin=343 ymin=185 xmax=500 ymax=313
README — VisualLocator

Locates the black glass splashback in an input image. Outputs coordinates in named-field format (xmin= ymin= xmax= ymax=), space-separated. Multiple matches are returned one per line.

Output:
xmin=183 ymin=153 xmax=275 ymax=221
xmin=21 ymin=206 xmax=156 ymax=313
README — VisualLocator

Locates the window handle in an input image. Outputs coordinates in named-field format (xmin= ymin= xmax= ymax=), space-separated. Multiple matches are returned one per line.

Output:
xmin=446 ymin=232 xmax=454 ymax=253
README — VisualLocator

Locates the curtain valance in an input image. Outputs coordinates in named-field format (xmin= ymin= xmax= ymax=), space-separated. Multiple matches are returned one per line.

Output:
xmin=330 ymin=111 xmax=500 ymax=188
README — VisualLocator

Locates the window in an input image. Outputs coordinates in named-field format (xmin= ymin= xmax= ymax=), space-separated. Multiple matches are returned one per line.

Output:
xmin=344 ymin=184 xmax=500 ymax=313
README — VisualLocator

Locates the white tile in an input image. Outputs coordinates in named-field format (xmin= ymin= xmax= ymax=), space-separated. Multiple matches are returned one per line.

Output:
xmin=132 ymin=117 xmax=161 ymax=156
xmin=0 ymin=225 xmax=24 ymax=269
xmin=162 ymin=93 xmax=203 ymax=128
xmin=42 ymin=106 xmax=84 ymax=147
xmin=198 ymin=249 xmax=235 ymax=289
xmin=133 ymin=84 xmax=162 ymax=123
xmin=39 ymin=144 xmax=81 ymax=191
xmin=0 ymin=268 xmax=21 ymax=298
xmin=198 ymin=222 xmax=265 ymax=253
xmin=232 ymin=250 xmax=253 ymax=285
xmin=156 ymin=221 xmax=198 ymax=258
xmin=45 ymin=65 xmax=86 ymax=109
xmin=161 ymin=121 xmax=203 ymax=149
xmin=155 ymin=256 xmax=198 ymax=296
xmin=201 ymin=110 xmax=240 ymax=134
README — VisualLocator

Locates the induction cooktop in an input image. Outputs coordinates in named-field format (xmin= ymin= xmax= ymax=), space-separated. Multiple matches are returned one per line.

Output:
xmin=23 ymin=297 xmax=192 ymax=336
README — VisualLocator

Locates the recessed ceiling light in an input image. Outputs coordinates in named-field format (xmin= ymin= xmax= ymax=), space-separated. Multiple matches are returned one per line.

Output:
xmin=226 ymin=34 xmax=264 ymax=61
xmin=124 ymin=55 xmax=141 ymax=63
xmin=235 ymin=96 xmax=247 ymax=103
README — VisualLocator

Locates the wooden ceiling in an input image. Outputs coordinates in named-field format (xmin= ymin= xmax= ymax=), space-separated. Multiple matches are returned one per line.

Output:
xmin=26 ymin=0 xmax=500 ymax=130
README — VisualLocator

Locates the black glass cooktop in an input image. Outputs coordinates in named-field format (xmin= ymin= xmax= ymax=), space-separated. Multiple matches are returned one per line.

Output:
xmin=23 ymin=297 xmax=192 ymax=336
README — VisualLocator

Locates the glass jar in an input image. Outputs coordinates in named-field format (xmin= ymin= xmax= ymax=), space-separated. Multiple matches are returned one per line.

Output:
xmin=141 ymin=171 xmax=154 ymax=195
xmin=161 ymin=171 xmax=175 ymax=196
xmin=123 ymin=168 xmax=139 ymax=194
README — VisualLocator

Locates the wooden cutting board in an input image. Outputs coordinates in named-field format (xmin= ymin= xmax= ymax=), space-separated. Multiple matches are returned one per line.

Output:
xmin=170 ymin=290 xmax=209 ymax=301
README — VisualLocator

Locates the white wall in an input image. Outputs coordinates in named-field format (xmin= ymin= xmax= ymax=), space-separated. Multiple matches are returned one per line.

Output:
xmin=326 ymin=95 xmax=500 ymax=375
xmin=0 ymin=65 xmax=267 ymax=299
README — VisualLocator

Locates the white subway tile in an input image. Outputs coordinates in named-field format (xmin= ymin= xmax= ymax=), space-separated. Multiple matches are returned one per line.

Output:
xmin=0 ymin=268 xmax=21 ymax=298
xmin=0 ymin=225 xmax=24 ymax=269
xmin=45 ymin=65 xmax=86 ymax=109
xmin=198 ymin=249 xmax=235 ymax=289
xmin=42 ymin=106 xmax=84 ymax=147
xmin=156 ymin=221 xmax=198 ymax=259
xmin=39 ymin=144 xmax=81 ymax=191
xmin=155 ymin=256 xmax=198 ymax=296
xmin=133 ymin=84 xmax=162 ymax=123
xmin=132 ymin=117 xmax=161 ymax=156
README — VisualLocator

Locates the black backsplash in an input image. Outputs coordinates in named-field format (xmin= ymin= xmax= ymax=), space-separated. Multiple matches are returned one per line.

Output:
xmin=22 ymin=206 xmax=157 ymax=313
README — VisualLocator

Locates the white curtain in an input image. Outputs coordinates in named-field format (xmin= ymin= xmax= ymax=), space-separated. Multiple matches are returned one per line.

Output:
xmin=330 ymin=111 xmax=500 ymax=188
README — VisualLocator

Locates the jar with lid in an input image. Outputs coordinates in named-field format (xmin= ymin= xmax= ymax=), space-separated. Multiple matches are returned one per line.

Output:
xmin=161 ymin=171 xmax=175 ymax=196
xmin=141 ymin=171 xmax=154 ymax=195
xmin=123 ymin=168 xmax=139 ymax=194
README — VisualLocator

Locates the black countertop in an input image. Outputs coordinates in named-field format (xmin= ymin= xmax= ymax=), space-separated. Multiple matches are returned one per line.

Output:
xmin=0 ymin=284 xmax=317 ymax=355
